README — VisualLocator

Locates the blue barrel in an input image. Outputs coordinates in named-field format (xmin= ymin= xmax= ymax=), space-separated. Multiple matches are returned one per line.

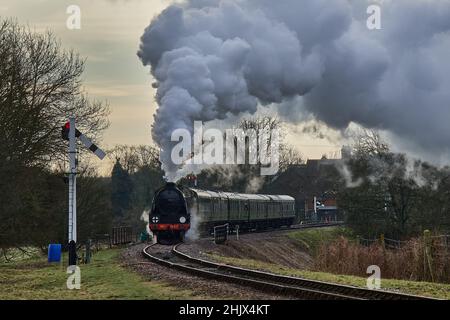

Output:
xmin=48 ymin=244 xmax=62 ymax=263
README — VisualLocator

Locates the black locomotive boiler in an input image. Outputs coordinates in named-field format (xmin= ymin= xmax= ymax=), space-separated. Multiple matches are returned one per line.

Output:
xmin=148 ymin=182 xmax=191 ymax=242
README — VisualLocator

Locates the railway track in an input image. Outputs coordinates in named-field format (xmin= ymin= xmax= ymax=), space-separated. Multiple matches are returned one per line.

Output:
xmin=142 ymin=243 xmax=437 ymax=300
xmin=200 ymin=221 xmax=345 ymax=239
xmin=253 ymin=221 xmax=344 ymax=233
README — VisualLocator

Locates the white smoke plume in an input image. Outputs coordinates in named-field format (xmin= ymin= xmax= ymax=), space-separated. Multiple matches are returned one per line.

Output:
xmin=138 ymin=0 xmax=450 ymax=180
xmin=140 ymin=209 xmax=153 ymax=236
xmin=245 ymin=176 xmax=265 ymax=193
xmin=186 ymin=205 xmax=201 ymax=240
xmin=335 ymin=148 xmax=443 ymax=190
xmin=336 ymin=162 xmax=364 ymax=188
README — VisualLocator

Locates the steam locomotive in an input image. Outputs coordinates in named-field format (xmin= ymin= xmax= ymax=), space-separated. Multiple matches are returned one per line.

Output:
xmin=149 ymin=182 xmax=296 ymax=243
xmin=148 ymin=182 xmax=191 ymax=242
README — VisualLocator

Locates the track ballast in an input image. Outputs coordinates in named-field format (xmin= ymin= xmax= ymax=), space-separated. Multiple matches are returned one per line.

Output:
xmin=142 ymin=243 xmax=437 ymax=300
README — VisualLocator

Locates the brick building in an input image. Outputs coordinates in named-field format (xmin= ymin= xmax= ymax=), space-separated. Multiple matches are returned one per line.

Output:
xmin=262 ymin=151 xmax=346 ymax=222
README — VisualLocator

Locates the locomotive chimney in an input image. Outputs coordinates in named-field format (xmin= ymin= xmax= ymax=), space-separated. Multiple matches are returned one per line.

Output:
xmin=166 ymin=182 xmax=176 ymax=188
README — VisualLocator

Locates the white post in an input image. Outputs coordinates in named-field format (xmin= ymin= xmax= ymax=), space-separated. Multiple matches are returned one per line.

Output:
xmin=313 ymin=196 xmax=317 ymax=214
xmin=68 ymin=117 xmax=77 ymax=243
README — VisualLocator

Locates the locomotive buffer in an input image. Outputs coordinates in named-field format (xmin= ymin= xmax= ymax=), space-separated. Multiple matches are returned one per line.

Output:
xmin=62 ymin=117 xmax=106 ymax=265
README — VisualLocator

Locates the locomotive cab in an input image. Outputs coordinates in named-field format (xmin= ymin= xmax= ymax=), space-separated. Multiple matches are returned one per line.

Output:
xmin=149 ymin=182 xmax=190 ymax=243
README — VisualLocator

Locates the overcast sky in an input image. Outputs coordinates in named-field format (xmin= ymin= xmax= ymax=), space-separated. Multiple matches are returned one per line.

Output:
xmin=1 ymin=0 xmax=342 ymax=167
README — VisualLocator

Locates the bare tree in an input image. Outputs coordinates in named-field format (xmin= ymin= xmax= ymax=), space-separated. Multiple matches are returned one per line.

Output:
xmin=237 ymin=115 xmax=302 ymax=171
xmin=239 ymin=115 xmax=285 ymax=155
xmin=0 ymin=19 xmax=110 ymax=167
xmin=107 ymin=144 xmax=160 ymax=174
xmin=0 ymin=19 xmax=110 ymax=249
xmin=279 ymin=144 xmax=304 ymax=172
xmin=350 ymin=128 xmax=390 ymax=159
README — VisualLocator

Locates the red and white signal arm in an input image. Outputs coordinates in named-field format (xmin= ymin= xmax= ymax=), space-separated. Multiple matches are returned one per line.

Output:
xmin=61 ymin=122 xmax=106 ymax=160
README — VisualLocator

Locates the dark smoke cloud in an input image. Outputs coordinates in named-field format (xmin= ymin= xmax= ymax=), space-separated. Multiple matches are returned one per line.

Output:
xmin=138 ymin=0 xmax=450 ymax=179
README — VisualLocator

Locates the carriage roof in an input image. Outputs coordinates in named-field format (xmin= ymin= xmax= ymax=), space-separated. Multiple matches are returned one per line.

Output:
xmin=189 ymin=188 xmax=294 ymax=202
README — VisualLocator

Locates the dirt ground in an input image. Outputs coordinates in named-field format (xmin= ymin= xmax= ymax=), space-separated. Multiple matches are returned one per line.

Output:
xmin=181 ymin=230 xmax=313 ymax=269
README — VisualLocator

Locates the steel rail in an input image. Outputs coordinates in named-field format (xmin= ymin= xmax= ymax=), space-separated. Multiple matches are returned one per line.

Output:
xmin=143 ymin=243 xmax=359 ymax=300
xmin=172 ymin=243 xmax=438 ymax=300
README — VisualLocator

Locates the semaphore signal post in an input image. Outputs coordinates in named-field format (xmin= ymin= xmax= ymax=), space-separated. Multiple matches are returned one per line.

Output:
xmin=62 ymin=117 xmax=106 ymax=266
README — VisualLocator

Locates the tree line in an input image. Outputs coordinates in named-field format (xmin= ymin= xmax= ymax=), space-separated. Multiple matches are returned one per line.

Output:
xmin=0 ymin=19 xmax=168 ymax=255
xmin=338 ymin=129 xmax=450 ymax=239
xmin=0 ymin=19 xmax=112 ymax=253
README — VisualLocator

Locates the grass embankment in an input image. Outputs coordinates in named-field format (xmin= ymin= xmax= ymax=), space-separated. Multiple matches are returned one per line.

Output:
xmin=207 ymin=253 xmax=450 ymax=299
xmin=287 ymin=226 xmax=354 ymax=253
xmin=207 ymin=227 xmax=450 ymax=299
xmin=0 ymin=248 xmax=200 ymax=300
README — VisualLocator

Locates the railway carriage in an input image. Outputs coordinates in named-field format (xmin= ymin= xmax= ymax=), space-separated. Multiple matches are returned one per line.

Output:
xmin=149 ymin=183 xmax=296 ymax=242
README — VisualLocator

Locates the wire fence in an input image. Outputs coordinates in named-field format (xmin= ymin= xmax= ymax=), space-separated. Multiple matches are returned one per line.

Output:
xmin=111 ymin=226 xmax=134 ymax=246
xmin=89 ymin=227 xmax=144 ymax=248
xmin=354 ymin=234 xmax=450 ymax=250
xmin=315 ymin=230 xmax=450 ymax=283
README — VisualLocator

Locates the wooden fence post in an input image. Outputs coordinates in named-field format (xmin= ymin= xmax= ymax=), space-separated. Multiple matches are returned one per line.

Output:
xmin=423 ymin=230 xmax=434 ymax=282
xmin=380 ymin=234 xmax=385 ymax=249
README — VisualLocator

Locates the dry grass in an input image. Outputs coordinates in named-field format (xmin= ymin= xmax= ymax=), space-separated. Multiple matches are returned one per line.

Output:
xmin=208 ymin=253 xmax=450 ymax=299
xmin=315 ymin=236 xmax=450 ymax=283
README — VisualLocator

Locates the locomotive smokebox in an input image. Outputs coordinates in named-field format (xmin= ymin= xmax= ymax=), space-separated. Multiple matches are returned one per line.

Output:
xmin=150 ymin=181 xmax=190 ymax=243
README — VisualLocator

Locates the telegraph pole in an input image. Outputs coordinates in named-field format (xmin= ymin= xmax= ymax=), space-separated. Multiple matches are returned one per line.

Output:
xmin=68 ymin=117 xmax=77 ymax=265
xmin=62 ymin=117 xmax=106 ymax=266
